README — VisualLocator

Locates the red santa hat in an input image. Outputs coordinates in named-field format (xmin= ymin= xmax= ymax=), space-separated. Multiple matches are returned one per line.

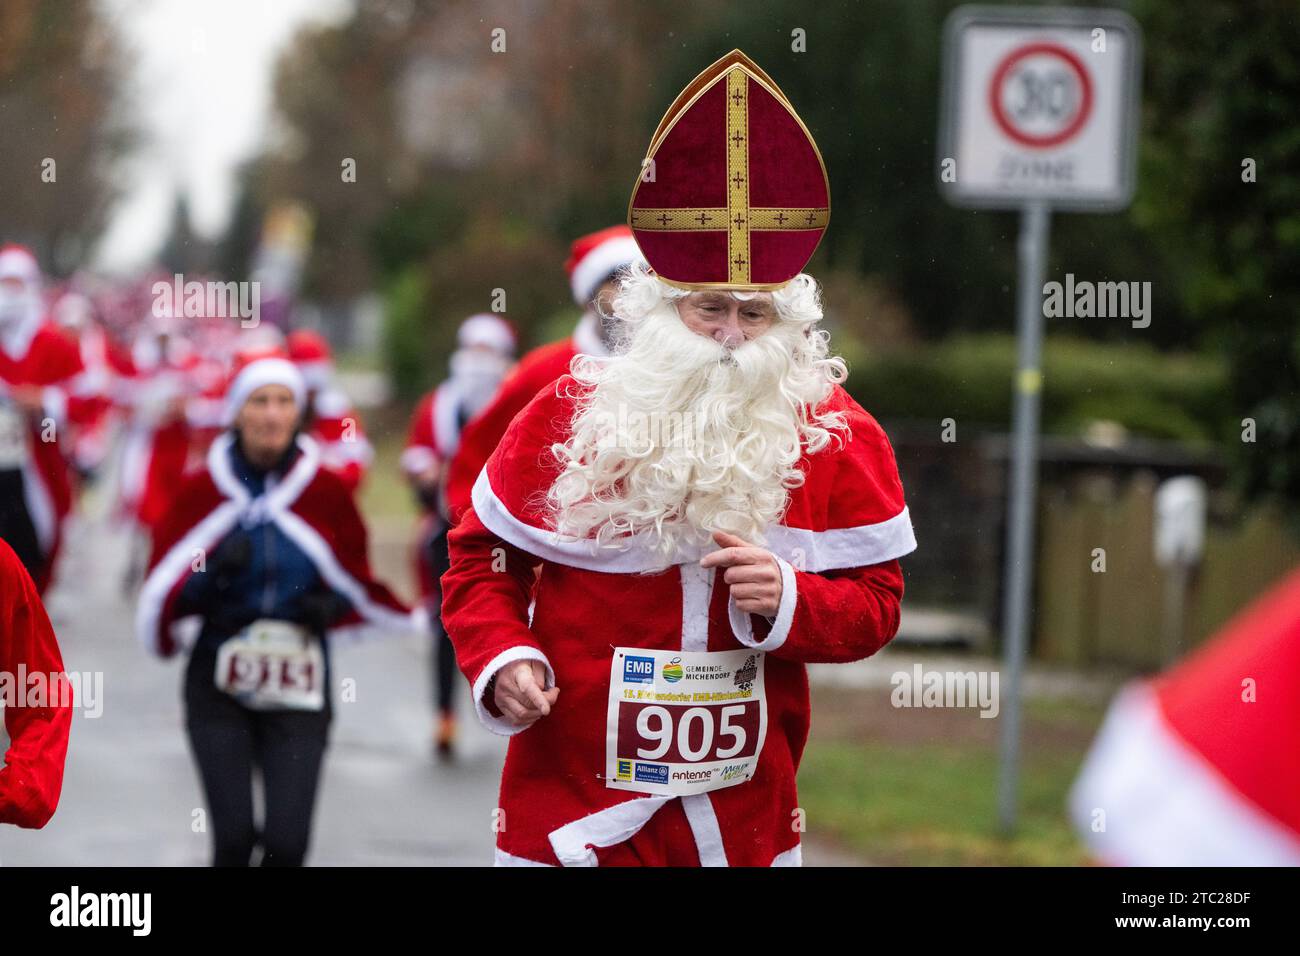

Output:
xmin=0 ymin=244 xmax=42 ymax=288
xmin=223 ymin=351 xmax=306 ymax=426
xmin=564 ymin=226 xmax=646 ymax=306
xmin=457 ymin=313 xmax=516 ymax=356
xmin=628 ymin=50 xmax=830 ymax=291
xmin=286 ymin=328 xmax=334 ymax=390
xmin=1069 ymin=565 xmax=1300 ymax=865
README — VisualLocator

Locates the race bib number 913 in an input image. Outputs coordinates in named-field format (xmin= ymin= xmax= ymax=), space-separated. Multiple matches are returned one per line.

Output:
xmin=605 ymin=646 xmax=767 ymax=797
xmin=215 ymin=619 xmax=324 ymax=712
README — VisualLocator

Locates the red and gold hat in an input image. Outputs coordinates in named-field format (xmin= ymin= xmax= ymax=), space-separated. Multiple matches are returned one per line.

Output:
xmin=628 ymin=50 xmax=830 ymax=291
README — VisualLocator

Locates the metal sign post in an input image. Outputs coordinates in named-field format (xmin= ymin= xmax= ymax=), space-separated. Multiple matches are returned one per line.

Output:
xmin=998 ymin=199 xmax=1049 ymax=833
xmin=938 ymin=6 xmax=1142 ymax=833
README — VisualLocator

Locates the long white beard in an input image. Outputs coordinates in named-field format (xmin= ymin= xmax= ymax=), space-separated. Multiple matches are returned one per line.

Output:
xmin=0 ymin=288 xmax=40 ymax=330
xmin=546 ymin=300 xmax=848 ymax=569
xmin=450 ymin=348 xmax=510 ymax=418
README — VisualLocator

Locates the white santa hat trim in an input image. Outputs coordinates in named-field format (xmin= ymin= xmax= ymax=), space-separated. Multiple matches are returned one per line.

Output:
xmin=570 ymin=234 xmax=644 ymax=306
xmin=1068 ymin=682 xmax=1300 ymax=866
xmin=0 ymin=246 xmax=41 ymax=286
xmin=223 ymin=357 xmax=306 ymax=426
xmin=296 ymin=359 xmax=333 ymax=391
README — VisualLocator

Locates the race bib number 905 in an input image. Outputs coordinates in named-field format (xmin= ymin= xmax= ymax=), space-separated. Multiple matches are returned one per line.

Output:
xmin=605 ymin=647 xmax=767 ymax=797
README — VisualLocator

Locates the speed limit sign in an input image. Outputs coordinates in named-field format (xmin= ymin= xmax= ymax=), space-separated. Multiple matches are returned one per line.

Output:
xmin=939 ymin=6 xmax=1141 ymax=210
xmin=934 ymin=6 xmax=1143 ymax=834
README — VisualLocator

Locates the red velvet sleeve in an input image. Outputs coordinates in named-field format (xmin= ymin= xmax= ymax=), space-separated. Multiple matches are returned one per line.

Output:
xmin=442 ymin=507 xmax=542 ymax=684
xmin=445 ymin=345 xmax=573 ymax=526
xmin=0 ymin=542 xmax=73 ymax=828
xmin=771 ymin=559 xmax=904 ymax=663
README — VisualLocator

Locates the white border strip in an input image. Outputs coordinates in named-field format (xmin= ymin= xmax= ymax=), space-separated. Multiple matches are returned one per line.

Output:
xmin=765 ymin=507 xmax=917 ymax=572
xmin=474 ymin=467 xmax=916 ymax=574
xmin=548 ymin=794 xmax=675 ymax=867
xmin=470 ymin=644 xmax=556 ymax=737
xmin=681 ymin=793 xmax=729 ymax=866
xmin=728 ymin=554 xmax=797 ymax=651
xmin=135 ymin=501 xmax=243 ymax=656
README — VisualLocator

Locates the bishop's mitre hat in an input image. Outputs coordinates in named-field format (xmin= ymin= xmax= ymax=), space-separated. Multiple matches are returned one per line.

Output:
xmin=628 ymin=50 xmax=830 ymax=291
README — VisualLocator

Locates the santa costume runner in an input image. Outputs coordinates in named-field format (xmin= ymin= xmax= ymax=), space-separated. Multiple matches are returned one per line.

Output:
xmin=441 ymin=50 xmax=917 ymax=866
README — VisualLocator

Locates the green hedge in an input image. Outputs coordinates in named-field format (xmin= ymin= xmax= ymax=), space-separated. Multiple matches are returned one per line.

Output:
xmin=846 ymin=334 xmax=1227 ymax=443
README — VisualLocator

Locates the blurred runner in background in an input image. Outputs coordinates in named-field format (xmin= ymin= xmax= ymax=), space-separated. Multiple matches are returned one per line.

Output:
xmin=0 ymin=245 xmax=84 ymax=593
xmin=135 ymin=353 xmax=410 ymax=866
xmin=115 ymin=308 xmax=199 ymax=589
xmin=287 ymin=329 xmax=373 ymax=493
xmin=401 ymin=313 xmax=515 ymax=758
xmin=443 ymin=226 xmax=645 ymax=527
xmin=50 ymin=290 xmax=131 ymax=483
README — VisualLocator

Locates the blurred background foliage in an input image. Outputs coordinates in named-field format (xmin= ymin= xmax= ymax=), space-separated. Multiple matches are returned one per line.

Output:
xmin=4 ymin=0 xmax=1297 ymax=513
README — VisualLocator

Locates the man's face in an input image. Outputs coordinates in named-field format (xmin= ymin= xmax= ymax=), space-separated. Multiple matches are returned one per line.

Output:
xmin=236 ymin=384 xmax=299 ymax=459
xmin=593 ymin=278 xmax=621 ymax=347
xmin=675 ymin=291 xmax=776 ymax=348
xmin=0 ymin=276 xmax=29 ymax=325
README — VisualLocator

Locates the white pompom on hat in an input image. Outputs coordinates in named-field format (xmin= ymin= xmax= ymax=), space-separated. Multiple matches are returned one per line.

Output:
xmin=223 ymin=355 xmax=307 ymax=426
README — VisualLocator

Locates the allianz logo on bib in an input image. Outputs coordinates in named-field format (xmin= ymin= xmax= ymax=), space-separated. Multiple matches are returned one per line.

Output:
xmin=634 ymin=763 xmax=669 ymax=785
xmin=624 ymin=656 xmax=655 ymax=684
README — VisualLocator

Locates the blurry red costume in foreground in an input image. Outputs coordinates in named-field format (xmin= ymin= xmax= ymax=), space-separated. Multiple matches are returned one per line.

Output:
xmin=0 ymin=539 xmax=73 ymax=828
xmin=1070 ymin=565 xmax=1300 ymax=865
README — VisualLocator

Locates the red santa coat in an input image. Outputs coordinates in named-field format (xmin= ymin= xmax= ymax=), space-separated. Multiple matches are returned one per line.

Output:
xmin=0 ymin=538 xmax=73 ymax=828
xmin=402 ymin=377 xmax=491 ymax=601
xmin=62 ymin=326 xmax=133 ymax=474
xmin=441 ymin=374 xmax=917 ymax=866
xmin=444 ymin=314 xmax=607 ymax=526
xmin=0 ymin=320 xmax=84 ymax=591
xmin=307 ymin=387 xmax=373 ymax=493
xmin=136 ymin=432 xmax=413 ymax=659
xmin=116 ymin=341 xmax=199 ymax=533
xmin=1069 ymin=564 xmax=1300 ymax=865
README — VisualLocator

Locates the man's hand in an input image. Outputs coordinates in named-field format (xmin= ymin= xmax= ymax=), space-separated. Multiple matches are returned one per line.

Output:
xmin=700 ymin=530 xmax=783 ymax=618
xmin=493 ymin=659 xmax=559 ymax=726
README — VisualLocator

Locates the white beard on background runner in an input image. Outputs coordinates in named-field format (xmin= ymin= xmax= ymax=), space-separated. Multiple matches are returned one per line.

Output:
xmin=451 ymin=347 xmax=511 ymax=418
xmin=547 ymin=265 xmax=851 ymax=570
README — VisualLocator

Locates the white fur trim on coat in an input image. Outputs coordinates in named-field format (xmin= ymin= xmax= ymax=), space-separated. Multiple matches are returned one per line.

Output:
xmin=471 ymin=644 xmax=557 ymax=737
xmin=728 ymin=553 xmax=797 ymax=652
xmin=681 ymin=794 xmax=729 ymax=866
xmin=548 ymin=795 xmax=676 ymax=866
xmin=474 ymin=467 xmax=915 ymax=574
